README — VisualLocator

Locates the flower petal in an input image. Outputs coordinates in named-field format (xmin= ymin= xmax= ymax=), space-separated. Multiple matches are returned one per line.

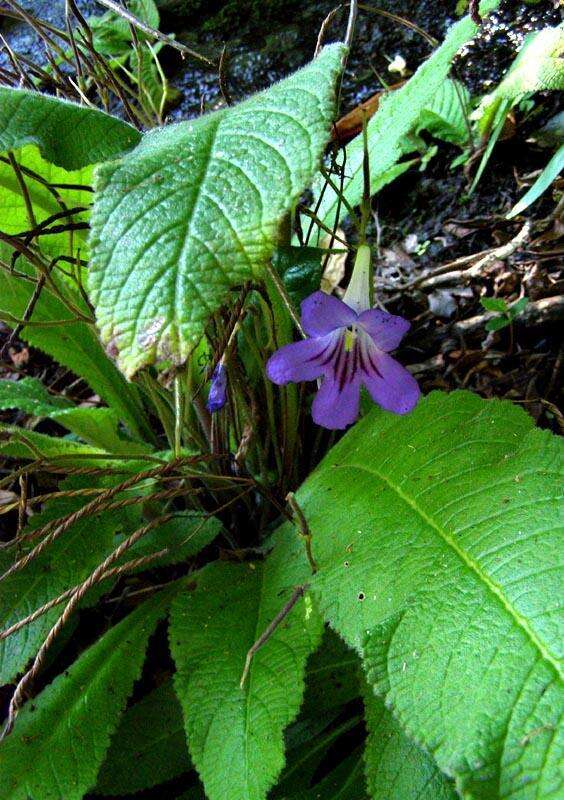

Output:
xmin=358 ymin=308 xmax=410 ymax=352
xmin=312 ymin=373 xmax=361 ymax=430
xmin=206 ymin=362 xmax=228 ymax=412
xmin=361 ymin=351 xmax=420 ymax=415
xmin=301 ymin=291 xmax=357 ymax=337
xmin=266 ymin=333 xmax=337 ymax=384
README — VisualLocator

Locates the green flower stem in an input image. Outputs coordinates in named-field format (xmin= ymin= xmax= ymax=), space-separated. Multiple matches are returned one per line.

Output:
xmin=138 ymin=372 xmax=176 ymax=451
xmin=264 ymin=263 xmax=300 ymax=487
xmin=242 ymin=321 xmax=283 ymax=477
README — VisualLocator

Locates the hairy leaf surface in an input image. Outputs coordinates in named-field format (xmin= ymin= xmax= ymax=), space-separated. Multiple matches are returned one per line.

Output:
xmin=89 ymin=44 xmax=345 ymax=377
xmin=0 ymin=424 xmax=105 ymax=461
xmin=0 ymin=376 xmax=73 ymax=414
xmin=0 ymin=88 xmax=141 ymax=170
xmin=414 ymin=79 xmax=470 ymax=147
xmin=169 ymin=530 xmax=323 ymax=800
xmin=477 ymin=25 xmax=564 ymax=138
xmin=494 ymin=24 xmax=564 ymax=95
xmin=95 ymin=679 xmax=191 ymax=795
xmin=286 ymin=391 xmax=563 ymax=798
xmin=117 ymin=510 xmax=222 ymax=570
xmin=363 ymin=686 xmax=456 ymax=800
xmin=0 ymin=585 xmax=178 ymax=799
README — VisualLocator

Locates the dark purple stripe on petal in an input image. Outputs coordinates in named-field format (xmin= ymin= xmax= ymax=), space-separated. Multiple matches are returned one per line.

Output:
xmin=266 ymin=333 xmax=335 ymax=385
xmin=311 ymin=373 xmax=361 ymax=430
xmin=362 ymin=351 xmax=420 ymax=415
xmin=335 ymin=337 xmax=349 ymax=392
xmin=358 ymin=332 xmax=383 ymax=380
xmin=306 ymin=332 xmax=340 ymax=367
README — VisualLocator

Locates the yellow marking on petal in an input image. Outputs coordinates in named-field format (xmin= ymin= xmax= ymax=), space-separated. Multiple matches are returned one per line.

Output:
xmin=344 ymin=329 xmax=356 ymax=352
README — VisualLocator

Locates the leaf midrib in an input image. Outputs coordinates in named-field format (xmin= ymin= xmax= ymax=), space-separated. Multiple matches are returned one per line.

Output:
xmin=330 ymin=462 xmax=562 ymax=679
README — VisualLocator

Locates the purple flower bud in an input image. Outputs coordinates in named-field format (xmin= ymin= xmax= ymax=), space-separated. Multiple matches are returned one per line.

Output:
xmin=266 ymin=291 xmax=420 ymax=430
xmin=206 ymin=362 xmax=228 ymax=413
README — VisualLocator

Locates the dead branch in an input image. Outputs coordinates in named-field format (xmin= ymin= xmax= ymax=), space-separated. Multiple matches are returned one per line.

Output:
xmin=2 ymin=512 xmax=174 ymax=737
xmin=239 ymin=584 xmax=307 ymax=689
xmin=416 ymin=220 xmax=533 ymax=291
xmin=94 ymin=0 xmax=215 ymax=66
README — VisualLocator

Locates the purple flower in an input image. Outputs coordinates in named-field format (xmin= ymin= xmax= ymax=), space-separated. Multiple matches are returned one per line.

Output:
xmin=266 ymin=291 xmax=420 ymax=430
xmin=206 ymin=362 xmax=228 ymax=413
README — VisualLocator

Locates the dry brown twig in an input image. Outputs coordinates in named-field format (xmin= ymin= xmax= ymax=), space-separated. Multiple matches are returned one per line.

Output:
xmin=239 ymin=584 xmax=308 ymax=689
xmin=469 ymin=0 xmax=482 ymax=26
xmin=408 ymin=220 xmax=533 ymax=292
xmin=218 ymin=44 xmax=233 ymax=106
xmin=0 ymin=459 xmax=190 ymax=580
xmin=94 ymin=0 xmax=215 ymax=66
xmin=0 ymin=551 xmax=170 ymax=644
xmin=1 ymin=484 xmax=256 ymax=736
xmin=0 ymin=487 xmax=253 ymax=645
xmin=286 ymin=491 xmax=317 ymax=574
xmin=315 ymin=5 xmax=343 ymax=58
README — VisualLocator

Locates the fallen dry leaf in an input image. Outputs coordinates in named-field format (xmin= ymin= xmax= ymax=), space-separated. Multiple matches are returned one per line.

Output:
xmin=320 ymin=229 xmax=347 ymax=294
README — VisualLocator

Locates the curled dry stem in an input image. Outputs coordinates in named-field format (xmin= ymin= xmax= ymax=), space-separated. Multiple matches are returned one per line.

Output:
xmin=94 ymin=0 xmax=215 ymax=66
xmin=240 ymin=584 xmax=308 ymax=689
xmin=2 ymin=512 xmax=174 ymax=737
xmin=286 ymin=491 xmax=318 ymax=574
xmin=0 ymin=459 xmax=192 ymax=582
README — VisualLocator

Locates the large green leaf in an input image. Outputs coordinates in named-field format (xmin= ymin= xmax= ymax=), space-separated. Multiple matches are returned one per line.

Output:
xmin=0 ymin=585 xmax=178 ymax=800
xmin=0 ymin=480 xmax=121 ymax=683
xmin=0 ymin=423 xmax=105 ymax=461
xmin=0 ymin=88 xmax=141 ymax=170
xmin=122 ymin=510 xmax=222 ymax=568
xmin=316 ymin=1 xmax=500 ymax=226
xmin=285 ymin=750 xmax=368 ymax=800
xmin=0 ymin=145 xmax=92 ymax=258
xmin=169 ymin=529 xmax=323 ymax=800
xmin=414 ymin=79 xmax=470 ymax=147
xmin=479 ymin=25 xmax=564 ymax=137
xmin=89 ymin=44 xmax=345 ymax=377
xmin=0 ymin=376 xmax=136 ymax=452
xmin=363 ymin=686 xmax=456 ymax=800
xmin=284 ymin=391 xmax=563 ymax=798
xmin=493 ymin=25 xmax=564 ymax=96
xmin=95 ymin=679 xmax=191 ymax=795
xmin=0 ymin=248 xmax=150 ymax=439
